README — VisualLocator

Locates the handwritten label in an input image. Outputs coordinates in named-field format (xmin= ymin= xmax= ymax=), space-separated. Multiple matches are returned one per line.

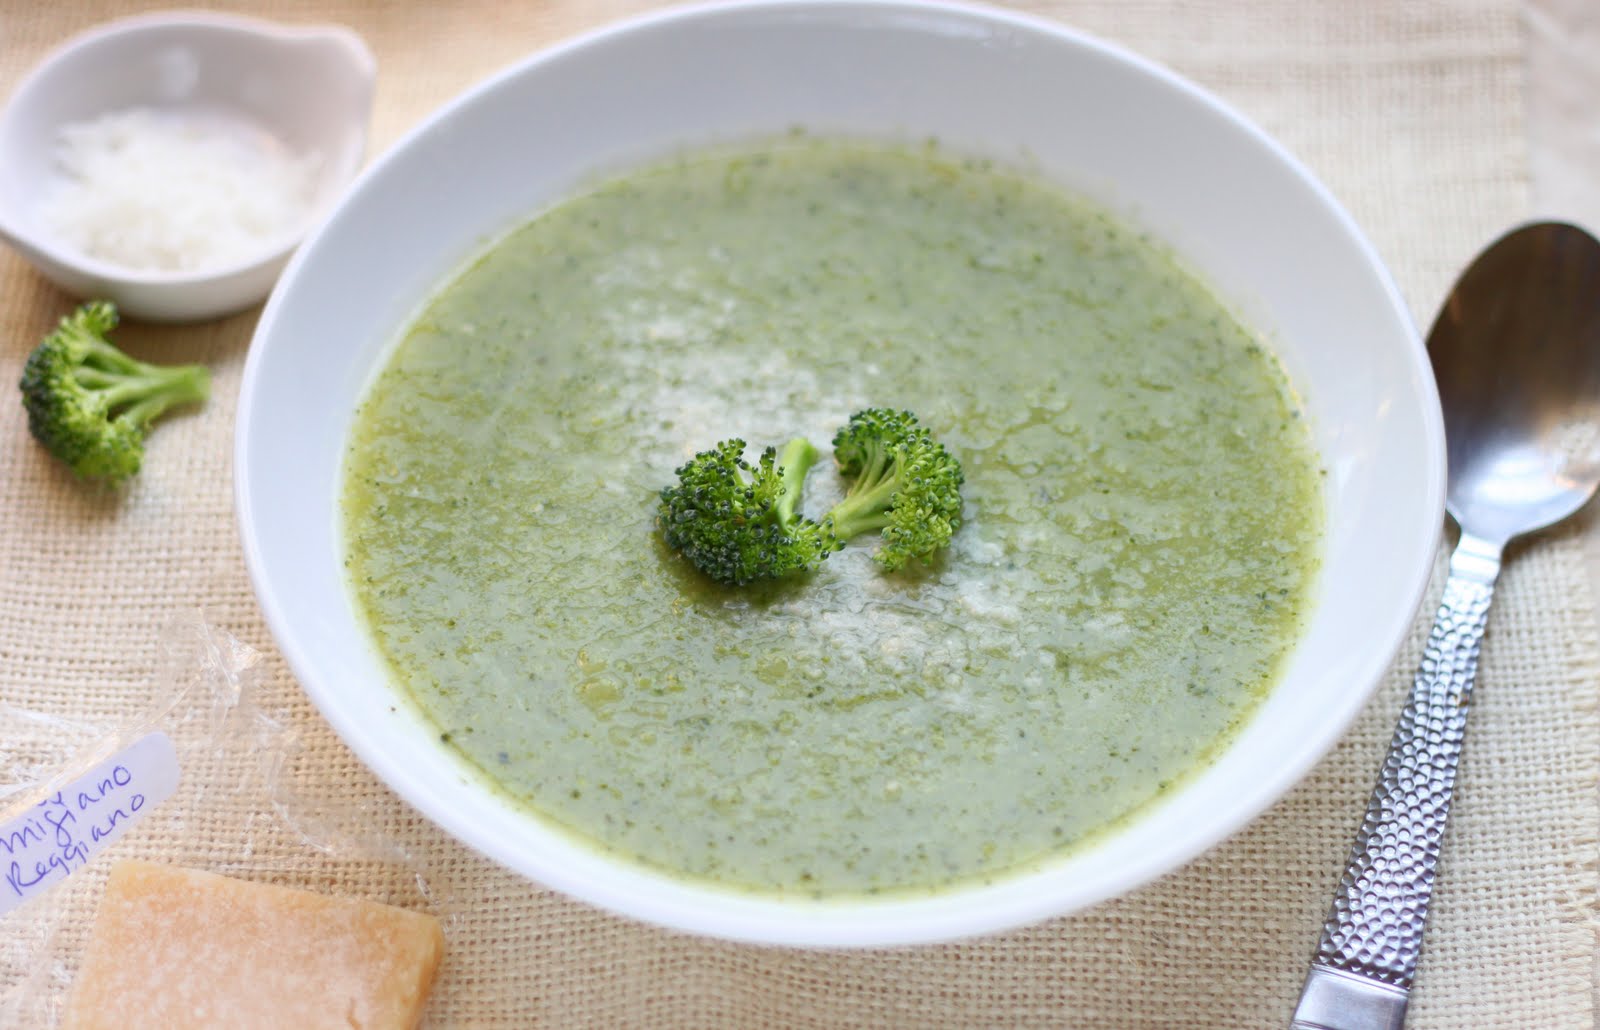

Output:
xmin=0 ymin=732 xmax=179 ymax=916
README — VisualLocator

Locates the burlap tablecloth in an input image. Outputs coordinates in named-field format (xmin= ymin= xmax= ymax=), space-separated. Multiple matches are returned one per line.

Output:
xmin=2 ymin=1 xmax=1596 ymax=1027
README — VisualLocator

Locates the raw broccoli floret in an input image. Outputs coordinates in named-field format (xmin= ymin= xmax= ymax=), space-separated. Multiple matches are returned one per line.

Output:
xmin=658 ymin=436 xmax=838 ymax=586
xmin=825 ymin=408 xmax=965 ymax=571
xmin=18 ymin=301 xmax=210 ymax=483
xmin=657 ymin=408 xmax=964 ymax=584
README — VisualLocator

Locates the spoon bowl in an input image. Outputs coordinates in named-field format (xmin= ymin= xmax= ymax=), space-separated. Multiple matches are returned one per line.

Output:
xmin=1432 ymin=222 xmax=1600 ymax=544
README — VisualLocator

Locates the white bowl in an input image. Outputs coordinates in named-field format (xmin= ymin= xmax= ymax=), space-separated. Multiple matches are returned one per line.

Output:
xmin=237 ymin=0 xmax=1444 ymax=946
xmin=0 ymin=12 xmax=375 ymax=322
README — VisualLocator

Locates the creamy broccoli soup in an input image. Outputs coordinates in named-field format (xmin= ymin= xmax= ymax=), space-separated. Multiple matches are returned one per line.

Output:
xmin=342 ymin=142 xmax=1322 ymax=896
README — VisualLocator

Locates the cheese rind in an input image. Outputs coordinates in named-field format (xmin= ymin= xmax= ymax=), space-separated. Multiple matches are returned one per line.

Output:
xmin=63 ymin=860 xmax=445 ymax=1030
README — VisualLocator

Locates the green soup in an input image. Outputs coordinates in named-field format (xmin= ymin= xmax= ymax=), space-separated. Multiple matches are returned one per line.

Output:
xmin=341 ymin=142 xmax=1322 ymax=896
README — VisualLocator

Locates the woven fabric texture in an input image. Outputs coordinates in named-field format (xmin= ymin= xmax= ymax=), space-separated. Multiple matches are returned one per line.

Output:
xmin=1 ymin=1 xmax=1595 ymax=1027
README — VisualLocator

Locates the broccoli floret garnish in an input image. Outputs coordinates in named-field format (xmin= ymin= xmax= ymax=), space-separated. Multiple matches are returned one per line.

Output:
xmin=18 ymin=301 xmax=210 ymax=483
xmin=826 ymin=408 xmax=965 ymax=571
xmin=658 ymin=436 xmax=838 ymax=586
xmin=658 ymin=408 xmax=964 ymax=584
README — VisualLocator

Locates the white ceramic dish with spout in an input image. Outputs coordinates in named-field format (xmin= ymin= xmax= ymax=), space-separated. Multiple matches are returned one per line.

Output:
xmin=0 ymin=12 xmax=375 ymax=321
xmin=236 ymin=0 xmax=1445 ymax=946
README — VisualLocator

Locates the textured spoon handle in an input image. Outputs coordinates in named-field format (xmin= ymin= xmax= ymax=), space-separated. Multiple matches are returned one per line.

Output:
xmin=1290 ymin=532 xmax=1501 ymax=1030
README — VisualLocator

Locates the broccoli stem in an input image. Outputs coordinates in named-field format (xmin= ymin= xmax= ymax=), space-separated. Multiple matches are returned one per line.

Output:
xmin=773 ymin=437 xmax=820 ymax=526
xmin=82 ymin=334 xmax=147 ymax=375
xmin=120 ymin=367 xmax=210 ymax=426
xmin=828 ymin=484 xmax=895 ymax=538
xmin=826 ymin=444 xmax=899 ymax=539
xmin=75 ymin=362 xmax=209 ymax=426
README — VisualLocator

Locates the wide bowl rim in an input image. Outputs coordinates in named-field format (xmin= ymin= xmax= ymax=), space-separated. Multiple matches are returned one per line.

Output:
xmin=236 ymin=0 xmax=1445 ymax=946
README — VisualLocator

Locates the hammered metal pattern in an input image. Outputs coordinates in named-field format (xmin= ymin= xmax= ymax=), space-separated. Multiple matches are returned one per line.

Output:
xmin=1311 ymin=572 xmax=1495 ymax=988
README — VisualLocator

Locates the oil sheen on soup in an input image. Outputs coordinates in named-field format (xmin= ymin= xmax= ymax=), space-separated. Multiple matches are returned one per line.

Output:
xmin=341 ymin=142 xmax=1323 ymax=896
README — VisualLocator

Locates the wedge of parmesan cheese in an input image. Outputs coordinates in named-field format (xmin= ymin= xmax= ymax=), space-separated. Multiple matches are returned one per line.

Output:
xmin=63 ymin=860 xmax=444 ymax=1030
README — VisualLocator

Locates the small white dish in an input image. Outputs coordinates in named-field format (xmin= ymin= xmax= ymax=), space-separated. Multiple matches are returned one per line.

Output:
xmin=0 ymin=12 xmax=375 ymax=322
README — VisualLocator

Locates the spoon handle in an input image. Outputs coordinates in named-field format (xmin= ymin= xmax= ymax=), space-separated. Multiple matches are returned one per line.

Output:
xmin=1289 ymin=532 xmax=1501 ymax=1030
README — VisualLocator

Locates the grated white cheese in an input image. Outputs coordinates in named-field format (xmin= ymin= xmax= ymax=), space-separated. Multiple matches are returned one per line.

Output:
xmin=41 ymin=106 xmax=323 ymax=273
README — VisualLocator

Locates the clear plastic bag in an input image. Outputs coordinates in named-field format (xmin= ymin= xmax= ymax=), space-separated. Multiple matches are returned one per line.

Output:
xmin=0 ymin=612 xmax=455 ymax=1027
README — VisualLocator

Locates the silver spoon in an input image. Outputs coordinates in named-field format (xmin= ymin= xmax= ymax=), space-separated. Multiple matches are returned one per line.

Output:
xmin=1291 ymin=221 xmax=1600 ymax=1030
